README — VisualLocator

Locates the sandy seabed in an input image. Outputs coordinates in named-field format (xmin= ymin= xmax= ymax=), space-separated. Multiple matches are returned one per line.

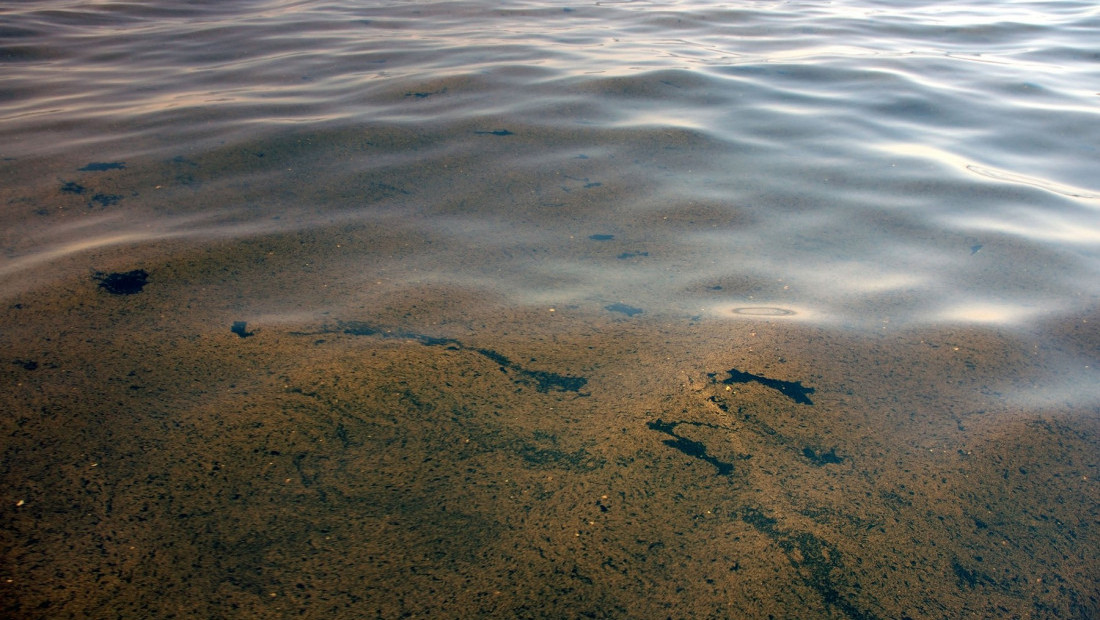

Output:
xmin=0 ymin=228 xmax=1096 ymax=620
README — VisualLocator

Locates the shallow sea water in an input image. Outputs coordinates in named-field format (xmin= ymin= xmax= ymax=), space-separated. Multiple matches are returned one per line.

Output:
xmin=1 ymin=1 xmax=1098 ymax=617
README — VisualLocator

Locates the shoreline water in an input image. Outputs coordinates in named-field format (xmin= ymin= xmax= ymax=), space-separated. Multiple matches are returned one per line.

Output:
xmin=2 ymin=0 xmax=1098 ymax=616
xmin=1 ymin=232 xmax=1096 ymax=616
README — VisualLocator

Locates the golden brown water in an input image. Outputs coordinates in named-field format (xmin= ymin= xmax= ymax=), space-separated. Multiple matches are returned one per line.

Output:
xmin=1 ymin=227 xmax=1095 ymax=617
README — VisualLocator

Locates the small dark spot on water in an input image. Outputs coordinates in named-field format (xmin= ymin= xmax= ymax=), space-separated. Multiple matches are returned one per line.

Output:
xmin=14 ymin=359 xmax=38 ymax=371
xmin=231 ymin=321 xmax=254 ymax=338
xmin=708 ymin=285 xmax=723 ymax=290
xmin=78 ymin=162 xmax=125 ymax=171
xmin=617 ymin=251 xmax=649 ymax=259
xmin=89 ymin=193 xmax=121 ymax=207
xmin=94 ymin=269 xmax=148 ymax=295
xmin=605 ymin=302 xmax=643 ymax=317
xmin=589 ymin=234 xmax=614 ymax=241
xmin=474 ymin=129 xmax=513 ymax=136
xmin=60 ymin=181 xmax=85 ymax=194
xmin=171 ymin=155 xmax=198 ymax=166
xmin=970 ymin=244 xmax=983 ymax=255
xmin=405 ymin=88 xmax=446 ymax=98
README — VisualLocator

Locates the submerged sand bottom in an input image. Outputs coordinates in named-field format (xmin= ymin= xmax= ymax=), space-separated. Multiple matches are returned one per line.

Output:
xmin=0 ymin=238 xmax=1096 ymax=619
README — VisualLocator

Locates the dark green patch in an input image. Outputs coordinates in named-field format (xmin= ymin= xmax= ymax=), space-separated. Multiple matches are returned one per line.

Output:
xmin=405 ymin=88 xmax=446 ymax=98
xmin=474 ymin=129 xmax=513 ymax=136
xmin=646 ymin=419 xmax=736 ymax=476
xmin=950 ymin=559 xmax=989 ymax=589
xmin=803 ymin=446 xmax=843 ymax=465
xmin=516 ymin=444 xmax=604 ymax=471
xmin=721 ymin=368 xmax=815 ymax=405
xmin=340 ymin=322 xmax=379 ymax=336
xmin=94 ymin=269 xmax=148 ymax=295
xmin=78 ymin=162 xmax=125 ymax=171
xmin=89 ymin=193 xmax=121 ymax=207
xmin=334 ymin=322 xmax=587 ymax=393
xmin=473 ymin=348 xmax=587 ymax=393
xmin=60 ymin=181 xmax=85 ymax=194
xmin=605 ymin=303 xmax=643 ymax=317
xmin=588 ymin=234 xmax=614 ymax=241
xmin=741 ymin=506 xmax=877 ymax=620
xmin=231 ymin=321 xmax=254 ymax=338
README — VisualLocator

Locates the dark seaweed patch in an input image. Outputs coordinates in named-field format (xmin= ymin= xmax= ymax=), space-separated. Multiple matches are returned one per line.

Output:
xmin=341 ymin=322 xmax=379 ymax=336
xmin=588 ymin=234 xmax=614 ymax=241
xmin=334 ymin=321 xmax=587 ymax=393
xmin=473 ymin=347 xmax=587 ymax=393
xmin=60 ymin=181 xmax=85 ymax=194
xmin=741 ymin=506 xmax=878 ymax=620
xmin=89 ymin=193 xmax=121 ymax=207
xmin=951 ymin=559 xmax=982 ymax=589
xmin=231 ymin=321 xmax=254 ymax=338
xmin=516 ymin=444 xmax=604 ymax=471
xmin=605 ymin=302 xmax=643 ymax=317
xmin=721 ymin=368 xmax=815 ymax=405
xmin=803 ymin=446 xmax=844 ymax=466
xmin=405 ymin=88 xmax=446 ymax=98
xmin=474 ymin=129 xmax=513 ymax=136
xmin=93 ymin=269 xmax=148 ymax=295
xmin=646 ymin=419 xmax=736 ymax=476
xmin=78 ymin=162 xmax=125 ymax=171
xmin=617 ymin=251 xmax=649 ymax=259
xmin=563 ymin=175 xmax=601 ymax=189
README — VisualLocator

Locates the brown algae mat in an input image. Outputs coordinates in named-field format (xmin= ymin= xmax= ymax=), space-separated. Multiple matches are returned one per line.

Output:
xmin=0 ymin=240 xmax=1097 ymax=619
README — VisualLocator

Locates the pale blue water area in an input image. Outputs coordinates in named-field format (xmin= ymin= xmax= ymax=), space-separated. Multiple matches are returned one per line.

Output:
xmin=1 ymin=1 xmax=1097 ymax=617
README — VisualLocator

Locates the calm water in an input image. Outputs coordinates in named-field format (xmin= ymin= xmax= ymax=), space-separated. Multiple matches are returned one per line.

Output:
xmin=1 ymin=1 xmax=1097 ymax=617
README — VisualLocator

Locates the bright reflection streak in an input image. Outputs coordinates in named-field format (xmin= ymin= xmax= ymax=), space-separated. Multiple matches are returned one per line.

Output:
xmin=946 ymin=209 xmax=1100 ymax=244
xmin=875 ymin=142 xmax=1100 ymax=201
xmin=934 ymin=301 xmax=1050 ymax=326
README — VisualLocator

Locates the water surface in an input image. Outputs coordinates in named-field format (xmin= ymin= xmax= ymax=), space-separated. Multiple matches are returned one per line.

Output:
xmin=1 ymin=1 xmax=1097 ymax=617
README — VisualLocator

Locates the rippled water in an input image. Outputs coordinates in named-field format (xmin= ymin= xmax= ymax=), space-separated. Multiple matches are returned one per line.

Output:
xmin=1 ymin=1 xmax=1097 ymax=617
